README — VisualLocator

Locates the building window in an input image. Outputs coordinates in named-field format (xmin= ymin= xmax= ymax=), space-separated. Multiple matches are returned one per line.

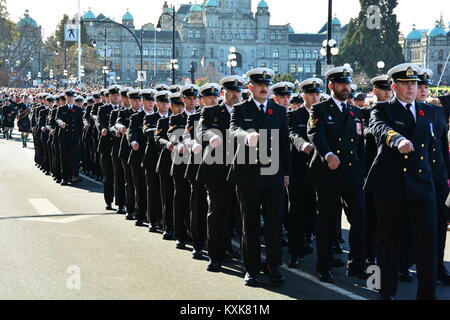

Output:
xmin=135 ymin=48 xmax=140 ymax=56
xmin=166 ymin=47 xmax=172 ymax=57
xmin=195 ymin=31 xmax=201 ymax=39
xmin=313 ymin=50 xmax=319 ymax=59
xmin=136 ymin=63 xmax=141 ymax=70
xmin=290 ymin=64 xmax=297 ymax=73
xmin=273 ymin=49 xmax=279 ymax=59
xmin=242 ymin=32 xmax=247 ymax=40
xmin=158 ymin=48 xmax=164 ymax=57
xmin=114 ymin=63 xmax=121 ymax=70
xmin=438 ymin=49 xmax=444 ymax=60
xmin=150 ymin=63 xmax=155 ymax=71
xmin=209 ymin=48 xmax=215 ymax=58
xmin=192 ymin=48 xmax=198 ymax=57
xmin=271 ymin=32 xmax=276 ymax=40
xmin=228 ymin=32 xmax=232 ymax=40
xmin=277 ymin=33 xmax=283 ymax=40
xmin=260 ymin=63 xmax=266 ymax=67
xmin=298 ymin=50 xmax=304 ymax=59
xmin=143 ymin=47 xmax=149 ymax=56
xmin=188 ymin=31 xmax=193 ymax=38
xmin=113 ymin=46 xmax=120 ymax=56
xmin=221 ymin=32 xmax=225 ymax=40
xmin=289 ymin=49 xmax=297 ymax=59
xmin=158 ymin=63 xmax=164 ymax=71
xmin=305 ymin=50 xmax=311 ymax=59
xmin=220 ymin=49 xmax=224 ymax=58
xmin=143 ymin=62 xmax=149 ymax=71
xmin=305 ymin=64 xmax=311 ymax=73
xmin=126 ymin=62 xmax=130 ymax=71
xmin=437 ymin=64 xmax=443 ymax=75
xmin=273 ymin=63 xmax=279 ymax=72
xmin=150 ymin=47 xmax=155 ymax=57
xmin=235 ymin=32 xmax=240 ymax=40
xmin=251 ymin=50 xmax=255 ymax=59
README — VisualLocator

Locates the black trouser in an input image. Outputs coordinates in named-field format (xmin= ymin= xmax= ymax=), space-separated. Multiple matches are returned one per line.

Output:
xmin=236 ymin=184 xmax=283 ymax=274
xmin=207 ymin=183 xmax=234 ymax=261
xmin=173 ymin=172 xmax=191 ymax=242
xmin=52 ymin=141 xmax=61 ymax=180
xmin=435 ymin=183 xmax=449 ymax=275
xmin=60 ymin=138 xmax=80 ymax=182
xmin=121 ymin=159 xmax=135 ymax=215
xmin=190 ymin=181 xmax=208 ymax=251
xmin=287 ymin=182 xmax=316 ymax=258
xmin=365 ymin=191 xmax=377 ymax=262
xmin=40 ymin=132 xmax=50 ymax=172
xmin=145 ymin=168 xmax=162 ymax=226
xmin=130 ymin=162 xmax=147 ymax=222
xmin=47 ymin=139 xmax=53 ymax=174
xmin=374 ymin=197 xmax=437 ymax=300
xmin=100 ymin=153 xmax=114 ymax=204
xmin=159 ymin=172 xmax=174 ymax=233
xmin=316 ymin=188 xmax=366 ymax=273
xmin=112 ymin=156 xmax=125 ymax=207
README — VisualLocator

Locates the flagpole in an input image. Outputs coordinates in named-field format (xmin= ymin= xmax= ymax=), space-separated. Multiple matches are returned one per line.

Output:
xmin=77 ymin=0 xmax=82 ymax=84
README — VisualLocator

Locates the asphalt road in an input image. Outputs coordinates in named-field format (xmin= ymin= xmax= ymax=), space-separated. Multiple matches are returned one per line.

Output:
xmin=0 ymin=131 xmax=449 ymax=300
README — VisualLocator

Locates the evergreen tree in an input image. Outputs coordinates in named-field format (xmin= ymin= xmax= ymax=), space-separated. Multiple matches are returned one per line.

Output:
xmin=54 ymin=14 xmax=90 ymax=49
xmin=335 ymin=0 xmax=404 ymax=77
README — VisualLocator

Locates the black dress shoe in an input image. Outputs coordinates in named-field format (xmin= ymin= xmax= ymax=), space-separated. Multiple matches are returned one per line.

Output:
xmin=437 ymin=271 xmax=450 ymax=285
xmin=162 ymin=231 xmax=174 ymax=240
xmin=149 ymin=225 xmax=158 ymax=233
xmin=281 ymin=237 xmax=288 ymax=247
xmin=192 ymin=250 xmax=203 ymax=260
xmin=263 ymin=265 xmax=285 ymax=283
xmin=176 ymin=240 xmax=186 ymax=249
xmin=45 ymin=171 xmax=50 ymax=176
xmin=60 ymin=180 xmax=68 ymax=186
xmin=288 ymin=256 xmax=300 ymax=268
xmin=55 ymin=179 xmax=62 ymax=184
xmin=330 ymin=257 xmax=345 ymax=268
xmin=207 ymin=260 xmax=222 ymax=272
xmin=125 ymin=213 xmax=135 ymax=220
xmin=398 ymin=270 xmax=413 ymax=282
xmin=105 ymin=203 xmax=114 ymax=211
xmin=318 ymin=270 xmax=335 ymax=283
xmin=116 ymin=207 xmax=126 ymax=214
xmin=244 ymin=272 xmax=259 ymax=287
xmin=135 ymin=220 xmax=145 ymax=227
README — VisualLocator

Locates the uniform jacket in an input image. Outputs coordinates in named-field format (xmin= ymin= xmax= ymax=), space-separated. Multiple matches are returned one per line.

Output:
xmin=56 ymin=104 xmax=83 ymax=142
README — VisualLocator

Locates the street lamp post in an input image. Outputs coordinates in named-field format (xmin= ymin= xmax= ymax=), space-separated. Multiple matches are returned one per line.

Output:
xmin=157 ymin=4 xmax=177 ymax=85
xmin=377 ymin=61 xmax=385 ymax=75
xmin=227 ymin=47 xmax=237 ymax=75
xmin=92 ymin=28 xmax=108 ymax=87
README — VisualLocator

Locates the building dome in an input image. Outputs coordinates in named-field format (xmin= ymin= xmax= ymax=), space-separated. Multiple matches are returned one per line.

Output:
xmin=332 ymin=16 xmax=341 ymax=25
xmin=83 ymin=8 xmax=95 ymax=20
xmin=190 ymin=4 xmax=203 ymax=12
xmin=257 ymin=0 xmax=269 ymax=8
xmin=122 ymin=10 xmax=134 ymax=21
xmin=205 ymin=0 xmax=218 ymax=7
xmin=406 ymin=24 xmax=422 ymax=40
xmin=18 ymin=10 xmax=38 ymax=28
xmin=287 ymin=24 xmax=295 ymax=33
xmin=427 ymin=21 xmax=446 ymax=37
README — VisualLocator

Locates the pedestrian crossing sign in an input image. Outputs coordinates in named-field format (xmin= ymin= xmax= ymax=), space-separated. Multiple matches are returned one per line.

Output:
xmin=64 ymin=24 xmax=78 ymax=42
xmin=137 ymin=71 xmax=147 ymax=82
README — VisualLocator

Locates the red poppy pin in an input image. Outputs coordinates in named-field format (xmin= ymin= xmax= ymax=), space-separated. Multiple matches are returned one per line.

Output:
xmin=418 ymin=110 xmax=424 ymax=117
xmin=267 ymin=109 xmax=273 ymax=115
xmin=72 ymin=108 xmax=76 ymax=113
xmin=349 ymin=111 xmax=355 ymax=117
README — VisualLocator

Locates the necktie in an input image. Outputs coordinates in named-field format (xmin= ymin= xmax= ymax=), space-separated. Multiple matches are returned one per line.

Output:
xmin=405 ymin=103 xmax=415 ymax=122
xmin=341 ymin=103 xmax=347 ymax=113
xmin=259 ymin=104 xmax=265 ymax=116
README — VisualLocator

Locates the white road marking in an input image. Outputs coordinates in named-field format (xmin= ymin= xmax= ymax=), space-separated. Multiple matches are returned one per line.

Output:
xmin=231 ymin=240 xmax=369 ymax=300
xmin=17 ymin=198 xmax=99 ymax=224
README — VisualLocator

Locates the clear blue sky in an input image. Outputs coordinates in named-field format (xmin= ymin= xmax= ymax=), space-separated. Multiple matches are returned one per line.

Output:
xmin=6 ymin=0 xmax=448 ymax=38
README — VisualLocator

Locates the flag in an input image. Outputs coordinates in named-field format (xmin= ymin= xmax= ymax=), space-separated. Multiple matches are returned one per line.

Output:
xmin=200 ymin=56 xmax=205 ymax=68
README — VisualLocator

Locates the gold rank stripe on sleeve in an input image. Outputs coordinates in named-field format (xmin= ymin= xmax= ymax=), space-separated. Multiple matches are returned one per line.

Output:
xmin=187 ymin=126 xmax=194 ymax=132
xmin=385 ymin=130 xmax=399 ymax=146
xmin=169 ymin=125 xmax=177 ymax=131
xmin=157 ymin=128 xmax=163 ymax=135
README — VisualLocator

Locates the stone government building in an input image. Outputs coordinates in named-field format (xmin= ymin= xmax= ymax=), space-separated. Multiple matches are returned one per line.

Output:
xmin=82 ymin=0 xmax=347 ymax=84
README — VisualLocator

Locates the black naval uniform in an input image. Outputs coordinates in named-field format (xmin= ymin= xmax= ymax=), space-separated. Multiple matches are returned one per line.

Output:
xmin=287 ymin=106 xmax=317 ymax=260
xmin=56 ymin=104 xmax=83 ymax=182
xmin=117 ymin=107 xmax=137 ymax=219
xmin=155 ymin=116 xmax=174 ymax=236
xmin=109 ymin=106 xmax=126 ymax=211
xmin=38 ymin=106 xmax=51 ymax=174
xmin=307 ymin=97 xmax=367 ymax=278
xmin=183 ymin=111 xmax=208 ymax=253
xmin=197 ymin=103 xmax=237 ymax=264
xmin=365 ymin=98 xmax=437 ymax=299
xmin=143 ymin=112 xmax=166 ymax=228
xmin=97 ymin=104 xmax=117 ymax=206
xmin=429 ymin=103 xmax=450 ymax=280
xmin=32 ymin=103 xmax=45 ymax=165
xmin=49 ymin=106 xmax=62 ymax=182
xmin=228 ymin=99 xmax=291 ymax=276
xmin=127 ymin=109 xmax=148 ymax=224
xmin=91 ymin=102 xmax=103 ymax=179
xmin=168 ymin=111 xmax=192 ymax=244
xmin=82 ymin=104 xmax=94 ymax=175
